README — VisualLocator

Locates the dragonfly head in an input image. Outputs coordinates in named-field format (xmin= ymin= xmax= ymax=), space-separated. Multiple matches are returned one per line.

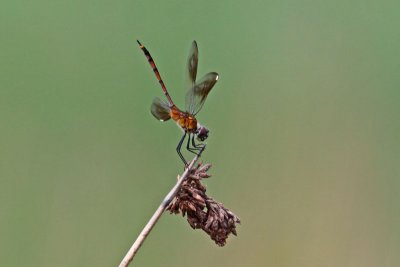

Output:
xmin=196 ymin=124 xmax=209 ymax=141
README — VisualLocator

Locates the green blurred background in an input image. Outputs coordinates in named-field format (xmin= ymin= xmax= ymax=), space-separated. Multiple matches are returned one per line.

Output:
xmin=1 ymin=0 xmax=399 ymax=266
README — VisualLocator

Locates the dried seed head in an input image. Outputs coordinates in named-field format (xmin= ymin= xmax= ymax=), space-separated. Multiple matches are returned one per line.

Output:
xmin=167 ymin=163 xmax=240 ymax=246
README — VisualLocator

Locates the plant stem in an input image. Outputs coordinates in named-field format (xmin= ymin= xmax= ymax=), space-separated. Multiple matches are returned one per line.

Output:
xmin=118 ymin=153 xmax=203 ymax=267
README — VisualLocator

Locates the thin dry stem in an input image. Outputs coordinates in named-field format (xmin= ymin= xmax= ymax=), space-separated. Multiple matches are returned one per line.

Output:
xmin=118 ymin=153 xmax=203 ymax=267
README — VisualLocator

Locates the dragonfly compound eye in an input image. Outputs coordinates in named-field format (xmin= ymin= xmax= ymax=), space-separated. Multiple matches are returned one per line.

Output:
xmin=196 ymin=126 xmax=209 ymax=141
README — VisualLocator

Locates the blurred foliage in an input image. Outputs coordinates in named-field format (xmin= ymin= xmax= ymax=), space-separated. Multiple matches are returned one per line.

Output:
xmin=1 ymin=0 xmax=399 ymax=266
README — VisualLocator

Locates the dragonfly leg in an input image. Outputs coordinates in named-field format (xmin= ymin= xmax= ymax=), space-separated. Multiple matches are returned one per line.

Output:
xmin=186 ymin=133 xmax=195 ymax=154
xmin=186 ymin=134 xmax=205 ymax=156
xmin=176 ymin=132 xmax=187 ymax=165
xmin=186 ymin=134 xmax=201 ymax=155
xmin=192 ymin=135 xmax=206 ymax=152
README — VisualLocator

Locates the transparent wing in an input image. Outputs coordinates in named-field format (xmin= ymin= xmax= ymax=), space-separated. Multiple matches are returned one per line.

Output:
xmin=150 ymin=97 xmax=171 ymax=121
xmin=185 ymin=72 xmax=218 ymax=115
xmin=185 ymin=41 xmax=199 ymax=113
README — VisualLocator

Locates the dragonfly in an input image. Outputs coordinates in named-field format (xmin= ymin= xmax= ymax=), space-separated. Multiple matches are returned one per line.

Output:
xmin=137 ymin=40 xmax=219 ymax=165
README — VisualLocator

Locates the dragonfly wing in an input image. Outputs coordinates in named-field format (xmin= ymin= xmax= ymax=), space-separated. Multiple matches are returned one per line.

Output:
xmin=185 ymin=41 xmax=199 ymax=113
xmin=186 ymin=72 xmax=218 ymax=115
xmin=187 ymin=40 xmax=198 ymax=84
xmin=150 ymin=97 xmax=171 ymax=121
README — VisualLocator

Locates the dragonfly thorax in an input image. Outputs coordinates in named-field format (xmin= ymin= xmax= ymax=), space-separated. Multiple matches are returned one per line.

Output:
xmin=170 ymin=107 xmax=209 ymax=140
xmin=170 ymin=107 xmax=198 ymax=133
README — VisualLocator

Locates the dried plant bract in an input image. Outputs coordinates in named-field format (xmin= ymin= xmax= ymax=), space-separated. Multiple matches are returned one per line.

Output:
xmin=167 ymin=163 xmax=240 ymax=246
